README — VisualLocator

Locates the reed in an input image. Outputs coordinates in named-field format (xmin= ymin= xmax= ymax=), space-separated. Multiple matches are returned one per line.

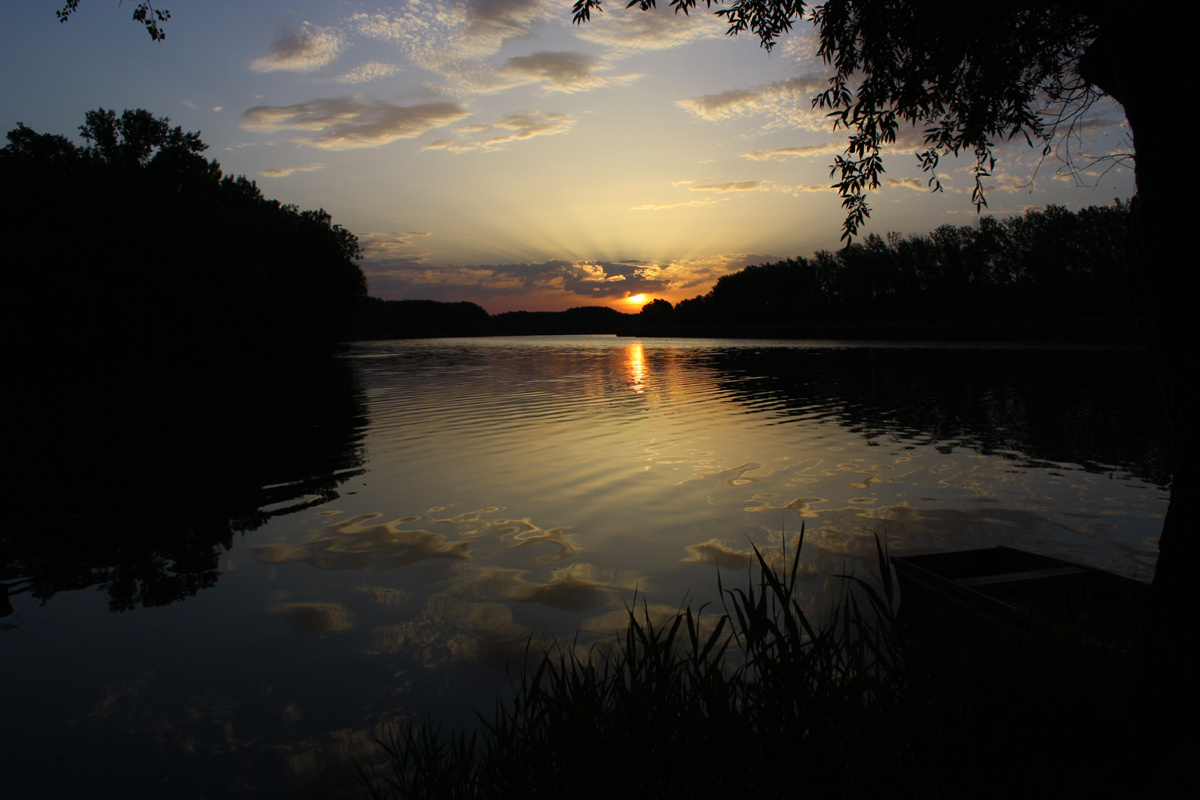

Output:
xmin=360 ymin=529 xmax=1170 ymax=798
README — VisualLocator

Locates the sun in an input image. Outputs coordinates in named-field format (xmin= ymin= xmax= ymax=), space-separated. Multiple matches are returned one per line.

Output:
xmin=625 ymin=294 xmax=647 ymax=305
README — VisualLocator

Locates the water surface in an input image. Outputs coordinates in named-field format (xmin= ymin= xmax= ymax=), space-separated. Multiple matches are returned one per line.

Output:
xmin=2 ymin=336 xmax=1169 ymax=797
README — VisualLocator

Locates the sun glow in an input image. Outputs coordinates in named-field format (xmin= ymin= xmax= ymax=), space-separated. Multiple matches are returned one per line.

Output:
xmin=626 ymin=294 xmax=647 ymax=305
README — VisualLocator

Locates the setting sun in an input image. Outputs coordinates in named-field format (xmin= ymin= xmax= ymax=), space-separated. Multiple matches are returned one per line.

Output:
xmin=626 ymin=294 xmax=647 ymax=305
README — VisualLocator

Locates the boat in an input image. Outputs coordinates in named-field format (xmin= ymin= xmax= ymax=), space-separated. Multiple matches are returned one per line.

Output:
xmin=890 ymin=546 xmax=1150 ymax=642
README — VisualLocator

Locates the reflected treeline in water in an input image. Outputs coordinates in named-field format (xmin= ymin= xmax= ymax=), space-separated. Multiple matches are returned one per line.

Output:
xmin=694 ymin=344 xmax=1171 ymax=489
xmin=1 ymin=356 xmax=366 ymax=616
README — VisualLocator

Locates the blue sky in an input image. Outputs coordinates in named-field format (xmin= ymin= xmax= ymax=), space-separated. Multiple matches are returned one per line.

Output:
xmin=2 ymin=1 xmax=1135 ymax=311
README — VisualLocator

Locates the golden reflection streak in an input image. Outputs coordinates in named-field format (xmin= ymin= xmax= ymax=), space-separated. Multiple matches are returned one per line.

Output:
xmin=625 ymin=342 xmax=645 ymax=393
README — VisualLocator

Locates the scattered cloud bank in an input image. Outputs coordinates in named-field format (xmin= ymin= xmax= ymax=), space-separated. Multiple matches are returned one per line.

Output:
xmin=251 ymin=23 xmax=344 ymax=73
xmin=241 ymin=97 xmax=469 ymax=149
xmin=352 ymin=0 xmax=559 ymax=94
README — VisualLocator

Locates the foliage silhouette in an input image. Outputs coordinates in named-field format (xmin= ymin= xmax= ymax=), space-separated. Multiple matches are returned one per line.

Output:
xmin=2 ymin=109 xmax=367 ymax=366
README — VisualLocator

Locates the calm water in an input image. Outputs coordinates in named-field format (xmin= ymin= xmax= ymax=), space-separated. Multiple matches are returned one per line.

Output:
xmin=3 ymin=336 xmax=1169 ymax=798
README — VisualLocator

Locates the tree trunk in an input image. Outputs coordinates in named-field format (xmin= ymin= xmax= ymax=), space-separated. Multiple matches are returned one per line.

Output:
xmin=1089 ymin=22 xmax=1200 ymax=653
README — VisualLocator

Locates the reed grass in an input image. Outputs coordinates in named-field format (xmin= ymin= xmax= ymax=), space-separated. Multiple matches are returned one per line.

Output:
xmin=360 ymin=529 xmax=1182 ymax=799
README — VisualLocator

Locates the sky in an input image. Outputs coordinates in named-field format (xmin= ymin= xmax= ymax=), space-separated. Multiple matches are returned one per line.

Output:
xmin=2 ymin=1 xmax=1135 ymax=313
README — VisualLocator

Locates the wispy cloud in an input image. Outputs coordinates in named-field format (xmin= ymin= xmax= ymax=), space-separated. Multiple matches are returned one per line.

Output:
xmin=359 ymin=231 xmax=434 ymax=264
xmin=260 ymin=163 xmax=329 ymax=178
xmin=689 ymin=181 xmax=762 ymax=192
xmin=882 ymin=177 xmax=927 ymax=191
xmin=637 ymin=178 xmax=832 ymax=208
xmin=678 ymin=75 xmax=830 ymax=130
xmin=334 ymin=61 xmax=402 ymax=84
xmin=742 ymin=143 xmax=843 ymax=161
xmin=572 ymin=7 xmax=725 ymax=54
xmin=427 ymin=111 xmax=575 ymax=152
xmin=241 ymin=97 xmax=469 ymax=149
xmin=630 ymin=197 xmax=725 ymax=211
xmin=251 ymin=23 xmax=344 ymax=73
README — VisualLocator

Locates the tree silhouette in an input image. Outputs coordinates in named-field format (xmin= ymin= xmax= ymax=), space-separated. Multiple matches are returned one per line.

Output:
xmin=2 ymin=109 xmax=367 ymax=364
xmin=577 ymin=2 xmax=1196 ymax=635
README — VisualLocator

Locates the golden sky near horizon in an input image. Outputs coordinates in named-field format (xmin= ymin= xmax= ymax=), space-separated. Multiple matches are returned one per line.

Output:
xmin=1 ymin=1 xmax=1135 ymax=312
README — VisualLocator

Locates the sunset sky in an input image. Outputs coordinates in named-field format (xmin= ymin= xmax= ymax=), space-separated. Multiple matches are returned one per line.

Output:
xmin=2 ymin=1 xmax=1135 ymax=312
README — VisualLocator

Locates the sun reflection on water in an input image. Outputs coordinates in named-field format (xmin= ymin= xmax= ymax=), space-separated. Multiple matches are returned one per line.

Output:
xmin=625 ymin=341 xmax=645 ymax=393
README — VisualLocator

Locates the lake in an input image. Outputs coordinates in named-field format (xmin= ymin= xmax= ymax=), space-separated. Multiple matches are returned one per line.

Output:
xmin=2 ymin=335 xmax=1170 ymax=798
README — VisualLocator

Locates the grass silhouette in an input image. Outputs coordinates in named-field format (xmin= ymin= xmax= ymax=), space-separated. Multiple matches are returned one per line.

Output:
xmin=360 ymin=528 xmax=1188 ymax=798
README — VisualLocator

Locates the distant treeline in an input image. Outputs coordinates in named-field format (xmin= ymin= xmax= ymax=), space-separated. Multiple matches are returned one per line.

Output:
xmin=358 ymin=202 xmax=1134 ymax=343
xmin=2 ymin=109 xmax=367 ymax=367
xmin=350 ymin=298 xmax=637 ymax=338
xmin=653 ymin=201 xmax=1134 ymax=341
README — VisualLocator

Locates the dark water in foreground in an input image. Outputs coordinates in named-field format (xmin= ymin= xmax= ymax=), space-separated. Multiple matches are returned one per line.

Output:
xmin=2 ymin=336 xmax=1170 ymax=798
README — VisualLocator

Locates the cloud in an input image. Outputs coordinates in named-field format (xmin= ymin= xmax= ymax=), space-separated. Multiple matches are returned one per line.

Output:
xmin=498 ymin=51 xmax=638 ymax=93
xmin=362 ymin=251 xmax=779 ymax=306
xmin=251 ymin=23 xmax=344 ymax=73
xmin=353 ymin=0 xmax=559 ymax=93
xmin=359 ymin=231 xmax=434 ymax=265
xmin=881 ymin=177 xmax=926 ymax=191
xmin=630 ymin=197 xmax=725 ymax=211
xmin=260 ymin=163 xmax=329 ymax=178
xmin=689 ymin=181 xmax=762 ymax=192
xmin=572 ymin=7 xmax=726 ymax=54
xmin=784 ymin=183 xmax=837 ymax=194
xmin=742 ymin=142 xmax=843 ymax=161
xmin=241 ymin=97 xmax=470 ymax=149
xmin=635 ymin=178 xmax=832 ymax=208
xmin=429 ymin=111 xmax=575 ymax=152
xmin=364 ymin=258 xmax=668 ymax=302
xmin=334 ymin=61 xmax=403 ymax=84
xmin=692 ymin=179 xmax=835 ymax=197
xmin=678 ymin=74 xmax=830 ymax=130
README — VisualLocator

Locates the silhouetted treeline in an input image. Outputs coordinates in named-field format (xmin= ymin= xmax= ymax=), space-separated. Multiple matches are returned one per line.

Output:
xmin=350 ymin=299 xmax=636 ymax=338
xmin=1 ymin=108 xmax=367 ymax=367
xmin=353 ymin=297 xmax=492 ymax=338
xmin=655 ymin=202 xmax=1134 ymax=341
xmin=490 ymin=305 xmax=635 ymax=335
